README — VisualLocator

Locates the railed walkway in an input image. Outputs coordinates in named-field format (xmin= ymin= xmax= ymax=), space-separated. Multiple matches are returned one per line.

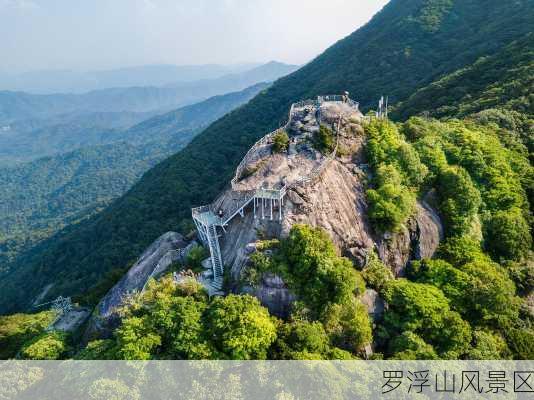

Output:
xmin=191 ymin=95 xmax=358 ymax=293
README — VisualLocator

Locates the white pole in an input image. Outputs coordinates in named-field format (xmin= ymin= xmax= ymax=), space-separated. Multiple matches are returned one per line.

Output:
xmin=253 ymin=197 xmax=256 ymax=218
xmin=262 ymin=198 xmax=264 ymax=219
xmin=270 ymin=198 xmax=273 ymax=220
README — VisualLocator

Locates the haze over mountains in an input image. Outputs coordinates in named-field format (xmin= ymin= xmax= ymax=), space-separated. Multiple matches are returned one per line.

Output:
xmin=0 ymin=63 xmax=261 ymax=94
xmin=0 ymin=61 xmax=298 ymax=125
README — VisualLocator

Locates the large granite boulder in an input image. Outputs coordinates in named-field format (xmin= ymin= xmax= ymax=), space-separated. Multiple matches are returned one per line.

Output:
xmin=84 ymin=232 xmax=194 ymax=339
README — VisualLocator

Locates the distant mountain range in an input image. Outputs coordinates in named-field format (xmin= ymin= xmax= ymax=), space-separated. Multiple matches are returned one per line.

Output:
xmin=0 ymin=63 xmax=262 ymax=94
xmin=0 ymin=61 xmax=299 ymax=125
xmin=0 ymin=82 xmax=270 ymax=272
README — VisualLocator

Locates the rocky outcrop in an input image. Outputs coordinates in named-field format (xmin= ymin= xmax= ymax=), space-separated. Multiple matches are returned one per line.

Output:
xmin=242 ymin=273 xmax=296 ymax=318
xmin=361 ymin=289 xmax=385 ymax=322
xmin=214 ymin=103 xmax=444 ymax=314
xmin=376 ymin=201 xmax=443 ymax=276
xmin=85 ymin=232 xmax=194 ymax=339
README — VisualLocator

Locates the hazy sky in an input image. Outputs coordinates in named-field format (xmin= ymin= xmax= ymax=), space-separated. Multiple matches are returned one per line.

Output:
xmin=0 ymin=0 xmax=389 ymax=72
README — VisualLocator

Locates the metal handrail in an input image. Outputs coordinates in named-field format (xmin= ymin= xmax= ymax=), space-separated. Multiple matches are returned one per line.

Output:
xmin=193 ymin=96 xmax=357 ymax=228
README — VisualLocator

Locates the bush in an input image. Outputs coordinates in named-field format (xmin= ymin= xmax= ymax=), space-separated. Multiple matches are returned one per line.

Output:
xmin=484 ymin=207 xmax=532 ymax=261
xmin=313 ymin=125 xmax=335 ymax=153
xmin=185 ymin=245 xmax=209 ymax=272
xmin=20 ymin=331 xmax=70 ymax=360
xmin=272 ymin=130 xmax=289 ymax=153
xmin=367 ymin=165 xmax=416 ymax=232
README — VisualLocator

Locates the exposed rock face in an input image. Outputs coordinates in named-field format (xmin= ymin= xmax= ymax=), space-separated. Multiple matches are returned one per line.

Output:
xmin=211 ymin=103 xmax=443 ymax=315
xmin=85 ymin=232 xmax=193 ymax=338
xmin=52 ymin=307 xmax=91 ymax=332
xmin=282 ymin=159 xmax=375 ymax=268
xmin=361 ymin=289 xmax=385 ymax=322
xmin=242 ymin=273 xmax=296 ymax=318
xmin=376 ymin=202 xmax=443 ymax=276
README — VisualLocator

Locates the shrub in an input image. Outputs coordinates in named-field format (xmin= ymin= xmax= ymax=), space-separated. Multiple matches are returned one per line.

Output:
xmin=272 ymin=130 xmax=289 ymax=153
xmin=367 ymin=165 xmax=416 ymax=232
xmin=185 ymin=244 xmax=209 ymax=272
xmin=20 ymin=331 xmax=71 ymax=360
xmin=314 ymin=125 xmax=335 ymax=153
xmin=484 ymin=207 xmax=532 ymax=261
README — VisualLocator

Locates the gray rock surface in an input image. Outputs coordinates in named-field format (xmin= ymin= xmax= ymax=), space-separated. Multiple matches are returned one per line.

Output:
xmin=376 ymin=201 xmax=443 ymax=276
xmin=217 ymin=104 xmax=443 ymax=288
xmin=84 ymin=232 xmax=192 ymax=339
xmin=361 ymin=289 xmax=385 ymax=322
xmin=241 ymin=273 xmax=296 ymax=318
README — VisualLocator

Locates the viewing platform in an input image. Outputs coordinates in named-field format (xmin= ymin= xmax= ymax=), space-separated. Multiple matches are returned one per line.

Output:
xmin=191 ymin=94 xmax=362 ymax=294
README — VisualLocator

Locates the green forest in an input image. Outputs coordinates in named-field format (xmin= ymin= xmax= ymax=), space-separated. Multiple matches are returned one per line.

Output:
xmin=0 ymin=0 xmax=532 ymax=361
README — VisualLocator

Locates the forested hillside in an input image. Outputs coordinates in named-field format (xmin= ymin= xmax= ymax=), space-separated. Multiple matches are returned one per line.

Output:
xmin=1 ymin=0 xmax=533 ymax=314
xmin=394 ymin=34 xmax=534 ymax=156
xmin=0 ymin=83 xmax=268 ymax=277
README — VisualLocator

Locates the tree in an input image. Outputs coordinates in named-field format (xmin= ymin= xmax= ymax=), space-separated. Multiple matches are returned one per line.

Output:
xmin=408 ymin=259 xmax=472 ymax=315
xmin=322 ymin=299 xmax=372 ymax=353
xmin=205 ymin=294 xmax=277 ymax=360
xmin=362 ymin=251 xmax=394 ymax=293
xmin=314 ymin=125 xmax=335 ymax=153
xmin=273 ymin=130 xmax=290 ymax=153
xmin=366 ymin=165 xmax=416 ymax=232
xmin=280 ymin=225 xmax=363 ymax=314
xmin=461 ymin=260 xmax=520 ymax=326
xmin=272 ymin=320 xmax=330 ymax=360
xmin=437 ymin=166 xmax=481 ymax=236
xmin=20 ymin=331 xmax=70 ymax=360
xmin=389 ymin=332 xmax=439 ymax=360
xmin=169 ymin=297 xmax=213 ymax=359
xmin=409 ymin=257 xmax=520 ymax=328
xmin=468 ymin=330 xmax=511 ymax=360
xmin=185 ymin=245 xmax=209 ymax=272
xmin=484 ymin=207 xmax=532 ymax=261
xmin=76 ymin=339 xmax=118 ymax=360
xmin=0 ymin=311 xmax=55 ymax=359
xmin=115 ymin=316 xmax=161 ymax=360
xmin=506 ymin=328 xmax=534 ymax=360
xmin=382 ymin=279 xmax=471 ymax=358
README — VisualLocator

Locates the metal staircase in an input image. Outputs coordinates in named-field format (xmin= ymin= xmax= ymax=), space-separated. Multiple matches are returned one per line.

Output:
xmin=191 ymin=95 xmax=359 ymax=295
xmin=206 ymin=224 xmax=224 ymax=289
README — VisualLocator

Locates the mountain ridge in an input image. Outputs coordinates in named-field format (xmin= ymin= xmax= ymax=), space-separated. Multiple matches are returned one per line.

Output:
xmin=1 ymin=0 xmax=533 ymax=314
